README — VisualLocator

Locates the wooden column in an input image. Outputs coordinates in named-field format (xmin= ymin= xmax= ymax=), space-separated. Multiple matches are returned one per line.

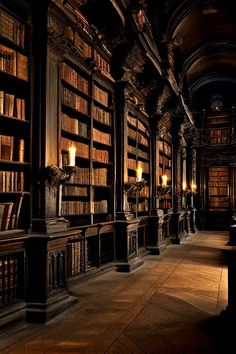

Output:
xmin=31 ymin=3 xmax=68 ymax=233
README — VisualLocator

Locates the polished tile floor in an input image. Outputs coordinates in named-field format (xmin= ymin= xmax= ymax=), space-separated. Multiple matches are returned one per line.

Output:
xmin=0 ymin=231 xmax=234 ymax=353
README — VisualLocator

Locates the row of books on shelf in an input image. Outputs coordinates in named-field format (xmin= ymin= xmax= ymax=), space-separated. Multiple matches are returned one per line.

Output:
xmin=0 ymin=135 xmax=24 ymax=162
xmin=0 ymin=256 xmax=18 ymax=305
xmin=64 ymin=167 xmax=108 ymax=186
xmin=0 ymin=44 xmax=28 ymax=81
xmin=209 ymin=170 xmax=228 ymax=177
xmin=207 ymin=128 xmax=230 ymax=136
xmin=209 ymin=167 xmax=228 ymax=173
xmin=127 ymin=145 xmax=149 ymax=160
xmin=63 ymin=185 xmax=88 ymax=197
xmin=209 ymin=176 xmax=229 ymax=182
xmin=207 ymin=136 xmax=230 ymax=145
xmin=138 ymin=133 xmax=148 ymax=146
xmin=159 ymin=154 xmax=171 ymax=167
xmin=128 ymin=127 xmax=137 ymax=140
xmin=92 ymin=168 xmax=107 ymax=185
xmin=94 ymin=51 xmax=111 ymax=77
xmin=93 ymin=127 xmax=111 ymax=146
xmin=61 ymin=137 xmax=89 ymax=159
xmin=128 ymin=145 xmax=136 ymax=155
xmin=0 ymin=90 xmax=25 ymax=119
xmin=62 ymin=87 xmax=89 ymax=115
xmin=61 ymin=199 xmax=108 ymax=215
xmin=67 ymin=167 xmax=90 ymax=184
xmin=62 ymin=63 xmax=89 ymax=95
xmin=208 ymin=197 xmax=229 ymax=207
xmin=92 ymin=147 xmax=109 ymax=163
xmin=62 ymin=113 xmax=88 ymax=138
xmin=127 ymin=128 xmax=149 ymax=146
xmin=127 ymin=114 xmax=148 ymax=135
xmin=0 ymin=171 xmax=24 ymax=192
xmin=0 ymin=9 xmax=25 ymax=49
xmin=207 ymin=114 xmax=230 ymax=123
xmin=94 ymin=85 xmax=109 ymax=107
xmin=0 ymin=201 xmax=19 ymax=231
xmin=139 ymin=150 xmax=149 ymax=160
xmin=93 ymin=105 xmax=111 ymax=126
xmin=159 ymin=141 xmax=171 ymax=156
xmin=69 ymin=240 xmax=86 ymax=276
xmin=208 ymin=181 xmax=228 ymax=186
xmin=208 ymin=186 xmax=228 ymax=195
xmin=64 ymin=26 xmax=92 ymax=59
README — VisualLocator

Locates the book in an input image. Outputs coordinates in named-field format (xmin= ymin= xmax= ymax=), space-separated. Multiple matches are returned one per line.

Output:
xmin=0 ymin=202 xmax=14 ymax=230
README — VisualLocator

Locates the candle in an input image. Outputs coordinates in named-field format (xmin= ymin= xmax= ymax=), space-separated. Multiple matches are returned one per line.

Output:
xmin=68 ymin=146 xmax=76 ymax=166
xmin=136 ymin=162 xmax=143 ymax=182
xmin=191 ymin=183 xmax=196 ymax=193
xmin=161 ymin=175 xmax=168 ymax=187
xmin=182 ymin=181 xmax=186 ymax=190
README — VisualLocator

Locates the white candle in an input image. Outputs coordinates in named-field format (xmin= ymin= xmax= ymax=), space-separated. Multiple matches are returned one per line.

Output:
xmin=136 ymin=163 xmax=143 ymax=182
xmin=162 ymin=175 xmax=167 ymax=187
xmin=182 ymin=181 xmax=186 ymax=190
xmin=68 ymin=146 xmax=76 ymax=166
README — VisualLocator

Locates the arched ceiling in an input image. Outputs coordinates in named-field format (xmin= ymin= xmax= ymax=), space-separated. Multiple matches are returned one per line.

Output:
xmin=147 ymin=0 xmax=236 ymax=112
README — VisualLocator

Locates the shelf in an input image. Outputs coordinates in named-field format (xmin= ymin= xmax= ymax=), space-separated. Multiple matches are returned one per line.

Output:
xmin=61 ymin=79 xmax=92 ymax=101
xmin=0 ymin=7 xmax=30 ymax=233
xmin=60 ymin=57 xmax=114 ymax=227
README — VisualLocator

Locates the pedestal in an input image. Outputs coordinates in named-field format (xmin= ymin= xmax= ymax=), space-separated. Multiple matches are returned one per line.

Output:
xmin=26 ymin=233 xmax=77 ymax=323
xmin=189 ymin=206 xmax=197 ymax=233
xmin=115 ymin=219 xmax=143 ymax=272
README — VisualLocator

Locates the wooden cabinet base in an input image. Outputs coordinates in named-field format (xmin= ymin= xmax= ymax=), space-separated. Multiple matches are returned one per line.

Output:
xmin=26 ymin=291 xmax=77 ymax=324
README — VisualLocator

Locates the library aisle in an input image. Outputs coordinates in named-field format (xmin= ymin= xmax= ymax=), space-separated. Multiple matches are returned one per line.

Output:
xmin=0 ymin=232 xmax=231 ymax=353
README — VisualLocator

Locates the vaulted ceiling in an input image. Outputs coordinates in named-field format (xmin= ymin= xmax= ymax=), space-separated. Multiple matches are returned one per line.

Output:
xmin=147 ymin=0 xmax=236 ymax=112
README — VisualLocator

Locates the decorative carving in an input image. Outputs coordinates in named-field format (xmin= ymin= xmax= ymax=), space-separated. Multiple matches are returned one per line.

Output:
xmin=124 ymin=42 xmax=146 ymax=76
xmin=156 ymin=85 xmax=172 ymax=114
xmin=45 ymin=165 xmax=77 ymax=190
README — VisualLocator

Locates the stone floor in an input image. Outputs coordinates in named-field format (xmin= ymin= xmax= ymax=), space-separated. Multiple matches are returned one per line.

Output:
xmin=0 ymin=231 xmax=234 ymax=353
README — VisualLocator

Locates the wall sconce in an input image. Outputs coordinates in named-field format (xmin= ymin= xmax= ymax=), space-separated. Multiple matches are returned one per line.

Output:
xmin=45 ymin=147 xmax=77 ymax=189
xmin=156 ymin=175 xmax=171 ymax=210
xmin=156 ymin=175 xmax=171 ymax=198
xmin=124 ymin=162 xmax=146 ymax=218
xmin=45 ymin=165 xmax=77 ymax=189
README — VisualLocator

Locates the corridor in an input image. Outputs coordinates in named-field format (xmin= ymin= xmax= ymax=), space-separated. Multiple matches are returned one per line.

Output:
xmin=0 ymin=231 xmax=232 ymax=354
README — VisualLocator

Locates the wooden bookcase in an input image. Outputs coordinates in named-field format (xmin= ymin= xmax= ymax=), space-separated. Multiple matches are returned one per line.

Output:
xmin=0 ymin=6 xmax=30 ymax=232
xmin=127 ymin=112 xmax=150 ymax=215
xmin=59 ymin=19 xmax=114 ymax=227
xmin=158 ymin=138 xmax=172 ymax=209
xmin=208 ymin=166 xmax=229 ymax=211
xmin=206 ymin=112 xmax=231 ymax=145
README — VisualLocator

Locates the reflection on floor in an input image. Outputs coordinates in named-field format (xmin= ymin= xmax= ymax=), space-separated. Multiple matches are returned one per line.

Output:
xmin=1 ymin=231 xmax=234 ymax=353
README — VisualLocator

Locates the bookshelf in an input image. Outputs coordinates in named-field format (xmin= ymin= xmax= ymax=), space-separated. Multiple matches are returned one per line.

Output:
xmin=60 ymin=57 xmax=114 ymax=227
xmin=127 ymin=113 xmax=150 ymax=215
xmin=208 ymin=166 xmax=230 ymax=211
xmin=0 ymin=252 xmax=24 ymax=308
xmin=205 ymin=112 xmax=231 ymax=145
xmin=0 ymin=6 xmax=30 ymax=232
xmin=158 ymin=138 xmax=172 ymax=209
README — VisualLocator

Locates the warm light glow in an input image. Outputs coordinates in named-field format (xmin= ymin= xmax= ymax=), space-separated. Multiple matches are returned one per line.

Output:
xmin=191 ymin=183 xmax=196 ymax=192
xmin=161 ymin=175 xmax=168 ymax=187
xmin=136 ymin=162 xmax=143 ymax=182
xmin=68 ymin=146 xmax=76 ymax=166
xmin=182 ymin=181 xmax=186 ymax=190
